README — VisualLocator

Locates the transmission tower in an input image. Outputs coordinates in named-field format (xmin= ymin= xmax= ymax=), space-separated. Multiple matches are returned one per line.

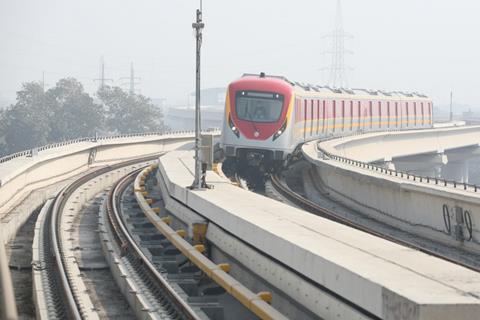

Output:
xmin=120 ymin=62 xmax=141 ymax=95
xmin=94 ymin=56 xmax=113 ymax=91
xmin=321 ymin=0 xmax=353 ymax=88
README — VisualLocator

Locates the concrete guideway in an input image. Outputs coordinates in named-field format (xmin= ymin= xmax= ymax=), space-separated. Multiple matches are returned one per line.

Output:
xmin=159 ymin=149 xmax=480 ymax=320
xmin=319 ymin=125 xmax=480 ymax=164
xmin=0 ymin=130 xmax=220 ymax=246
xmin=304 ymin=125 xmax=480 ymax=256
xmin=0 ymin=131 xmax=217 ymax=319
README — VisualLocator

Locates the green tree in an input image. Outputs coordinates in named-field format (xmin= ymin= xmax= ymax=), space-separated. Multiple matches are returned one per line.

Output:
xmin=0 ymin=82 xmax=50 ymax=154
xmin=47 ymin=78 xmax=104 ymax=141
xmin=97 ymin=86 xmax=164 ymax=134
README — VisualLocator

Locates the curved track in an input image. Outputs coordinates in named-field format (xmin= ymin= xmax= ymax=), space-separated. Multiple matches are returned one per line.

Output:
xmin=36 ymin=158 xmax=158 ymax=319
xmin=105 ymin=169 xmax=200 ymax=320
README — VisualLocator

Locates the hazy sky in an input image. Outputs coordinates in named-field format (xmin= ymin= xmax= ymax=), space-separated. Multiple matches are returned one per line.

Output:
xmin=1 ymin=0 xmax=479 ymax=107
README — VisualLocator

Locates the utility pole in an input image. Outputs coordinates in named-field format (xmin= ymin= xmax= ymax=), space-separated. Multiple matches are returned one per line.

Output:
xmin=191 ymin=1 xmax=205 ymax=189
xmin=120 ymin=62 xmax=141 ymax=95
xmin=41 ymin=71 xmax=46 ymax=92
xmin=321 ymin=0 xmax=353 ymax=88
xmin=94 ymin=56 xmax=112 ymax=91
xmin=450 ymin=91 xmax=453 ymax=122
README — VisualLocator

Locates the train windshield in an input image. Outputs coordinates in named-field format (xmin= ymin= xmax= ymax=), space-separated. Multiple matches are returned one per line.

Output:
xmin=235 ymin=91 xmax=284 ymax=123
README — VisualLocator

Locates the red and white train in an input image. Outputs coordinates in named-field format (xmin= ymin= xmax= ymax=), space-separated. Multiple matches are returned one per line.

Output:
xmin=221 ymin=73 xmax=433 ymax=168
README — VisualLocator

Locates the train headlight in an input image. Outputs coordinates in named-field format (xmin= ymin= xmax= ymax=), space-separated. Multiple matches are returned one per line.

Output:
xmin=228 ymin=116 xmax=240 ymax=138
xmin=273 ymin=120 xmax=287 ymax=141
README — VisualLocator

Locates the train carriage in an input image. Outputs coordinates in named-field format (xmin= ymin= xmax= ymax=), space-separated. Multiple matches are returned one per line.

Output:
xmin=221 ymin=73 xmax=432 ymax=169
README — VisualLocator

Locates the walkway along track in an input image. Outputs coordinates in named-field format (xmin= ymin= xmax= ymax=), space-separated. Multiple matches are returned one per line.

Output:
xmin=33 ymin=156 xmax=159 ymax=319
xmin=270 ymin=173 xmax=480 ymax=274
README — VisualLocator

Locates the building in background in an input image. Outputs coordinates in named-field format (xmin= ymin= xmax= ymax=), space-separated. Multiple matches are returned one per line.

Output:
xmin=164 ymin=87 xmax=225 ymax=131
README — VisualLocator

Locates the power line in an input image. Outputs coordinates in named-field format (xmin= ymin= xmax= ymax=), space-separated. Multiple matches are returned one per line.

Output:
xmin=93 ymin=56 xmax=113 ymax=91
xmin=321 ymin=0 xmax=353 ymax=88
xmin=120 ymin=62 xmax=141 ymax=95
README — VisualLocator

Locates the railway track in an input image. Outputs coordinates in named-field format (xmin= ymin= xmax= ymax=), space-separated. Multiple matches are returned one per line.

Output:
xmin=270 ymin=173 xmax=480 ymax=274
xmin=104 ymin=169 xmax=202 ymax=319
xmin=33 ymin=158 xmax=158 ymax=319
xmin=117 ymin=164 xmax=287 ymax=320
xmin=30 ymin=155 xmax=285 ymax=320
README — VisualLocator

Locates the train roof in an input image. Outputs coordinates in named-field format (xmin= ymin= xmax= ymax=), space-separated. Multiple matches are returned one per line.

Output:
xmin=241 ymin=73 xmax=430 ymax=100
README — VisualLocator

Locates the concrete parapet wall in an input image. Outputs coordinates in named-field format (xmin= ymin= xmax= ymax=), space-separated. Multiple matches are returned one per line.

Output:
xmin=321 ymin=125 xmax=480 ymax=163
xmin=0 ymin=132 xmax=217 ymax=244
xmin=302 ymin=141 xmax=480 ymax=253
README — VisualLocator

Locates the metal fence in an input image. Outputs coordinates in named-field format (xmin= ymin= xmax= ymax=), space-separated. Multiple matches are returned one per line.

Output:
xmin=0 ymin=128 xmax=220 ymax=165
xmin=317 ymin=145 xmax=479 ymax=193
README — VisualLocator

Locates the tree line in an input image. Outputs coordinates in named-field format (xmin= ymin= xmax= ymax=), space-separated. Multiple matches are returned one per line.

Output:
xmin=0 ymin=78 xmax=165 ymax=156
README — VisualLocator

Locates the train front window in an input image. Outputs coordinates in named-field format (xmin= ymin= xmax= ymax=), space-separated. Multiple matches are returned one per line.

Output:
xmin=235 ymin=91 xmax=284 ymax=123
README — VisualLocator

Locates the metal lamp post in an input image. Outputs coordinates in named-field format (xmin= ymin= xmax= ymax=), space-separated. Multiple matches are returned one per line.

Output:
xmin=191 ymin=3 xmax=205 ymax=189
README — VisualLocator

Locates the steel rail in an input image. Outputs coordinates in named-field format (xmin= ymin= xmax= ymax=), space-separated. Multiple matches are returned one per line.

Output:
xmin=48 ymin=156 xmax=161 ymax=319
xmin=270 ymin=173 xmax=480 ymax=273
xmin=50 ymin=184 xmax=83 ymax=319
xmin=107 ymin=169 xmax=201 ymax=320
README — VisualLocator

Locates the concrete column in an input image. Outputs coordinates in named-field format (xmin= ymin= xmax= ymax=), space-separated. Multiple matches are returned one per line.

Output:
xmin=393 ymin=153 xmax=447 ymax=178
xmin=441 ymin=160 xmax=469 ymax=183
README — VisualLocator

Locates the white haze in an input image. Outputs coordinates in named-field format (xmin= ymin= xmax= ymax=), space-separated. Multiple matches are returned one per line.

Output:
xmin=0 ymin=0 xmax=479 ymax=108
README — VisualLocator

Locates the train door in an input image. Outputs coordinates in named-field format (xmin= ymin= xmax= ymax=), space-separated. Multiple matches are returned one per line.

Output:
xmin=322 ymin=100 xmax=326 ymax=134
xmin=421 ymin=102 xmax=425 ymax=126
xmin=349 ymin=101 xmax=354 ymax=131
xmin=378 ymin=101 xmax=382 ymax=129
xmin=316 ymin=100 xmax=320 ymax=136
xmin=395 ymin=102 xmax=399 ymax=129
xmin=332 ymin=100 xmax=336 ymax=133
xmin=413 ymin=102 xmax=417 ymax=127
xmin=387 ymin=102 xmax=390 ymax=129
xmin=427 ymin=102 xmax=432 ymax=125
xmin=308 ymin=99 xmax=316 ymax=137
xmin=303 ymin=99 xmax=308 ymax=140
xmin=405 ymin=102 xmax=409 ymax=128
xmin=357 ymin=101 xmax=362 ymax=131
xmin=369 ymin=101 xmax=373 ymax=130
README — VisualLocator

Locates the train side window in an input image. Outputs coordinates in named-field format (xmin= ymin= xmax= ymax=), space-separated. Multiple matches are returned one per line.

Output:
xmin=378 ymin=101 xmax=382 ymax=128
xmin=322 ymin=100 xmax=326 ymax=133
xmin=387 ymin=102 xmax=390 ymax=128
xmin=357 ymin=101 xmax=361 ymax=127
xmin=304 ymin=99 xmax=308 ymax=137
xmin=333 ymin=100 xmax=336 ymax=132
xmin=421 ymin=102 xmax=424 ymax=125
xmin=395 ymin=102 xmax=398 ymax=127
xmin=350 ymin=101 xmax=354 ymax=130
xmin=310 ymin=100 xmax=314 ymax=135
xmin=427 ymin=102 xmax=432 ymax=124
xmin=414 ymin=102 xmax=417 ymax=126
xmin=405 ymin=102 xmax=409 ymax=127
xmin=296 ymin=100 xmax=300 ymax=122
xmin=369 ymin=101 xmax=373 ymax=129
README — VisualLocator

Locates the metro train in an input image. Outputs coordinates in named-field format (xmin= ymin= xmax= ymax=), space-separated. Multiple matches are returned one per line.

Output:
xmin=221 ymin=73 xmax=433 ymax=171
